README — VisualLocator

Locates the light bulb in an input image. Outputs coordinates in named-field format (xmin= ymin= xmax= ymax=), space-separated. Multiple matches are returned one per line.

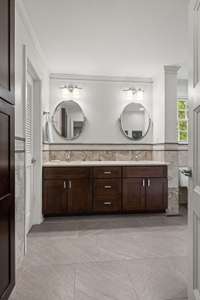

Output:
xmin=61 ymin=86 xmax=69 ymax=98
xmin=126 ymin=89 xmax=133 ymax=100
xmin=137 ymin=89 xmax=144 ymax=101
xmin=73 ymin=87 xmax=81 ymax=99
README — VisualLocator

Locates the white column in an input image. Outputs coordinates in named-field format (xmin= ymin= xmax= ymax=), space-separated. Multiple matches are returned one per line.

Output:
xmin=153 ymin=65 xmax=180 ymax=215
xmin=164 ymin=65 xmax=180 ymax=143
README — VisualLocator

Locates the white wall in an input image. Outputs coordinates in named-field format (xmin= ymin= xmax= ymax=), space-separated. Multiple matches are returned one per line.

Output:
xmin=177 ymin=79 xmax=188 ymax=99
xmin=15 ymin=0 xmax=49 ymax=138
xmin=152 ymin=70 xmax=165 ymax=144
xmin=50 ymin=76 xmax=153 ymax=144
xmin=15 ymin=0 xmax=50 ymax=267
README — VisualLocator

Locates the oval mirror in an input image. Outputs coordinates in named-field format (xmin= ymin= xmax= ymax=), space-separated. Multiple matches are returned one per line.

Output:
xmin=52 ymin=100 xmax=86 ymax=140
xmin=120 ymin=102 xmax=151 ymax=140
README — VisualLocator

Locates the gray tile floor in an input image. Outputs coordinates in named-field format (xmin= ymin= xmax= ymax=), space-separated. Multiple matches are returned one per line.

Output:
xmin=10 ymin=211 xmax=188 ymax=300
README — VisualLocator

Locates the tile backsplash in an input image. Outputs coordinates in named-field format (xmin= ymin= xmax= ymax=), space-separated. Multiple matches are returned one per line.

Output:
xmin=44 ymin=150 xmax=153 ymax=162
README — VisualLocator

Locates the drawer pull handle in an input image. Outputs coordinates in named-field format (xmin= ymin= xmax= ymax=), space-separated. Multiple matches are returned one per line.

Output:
xmin=64 ymin=181 xmax=66 ymax=189
xmin=148 ymin=179 xmax=151 ymax=187
xmin=104 ymin=202 xmax=112 ymax=205
xmin=104 ymin=185 xmax=112 ymax=189
xmin=104 ymin=171 xmax=111 ymax=174
xmin=69 ymin=180 xmax=72 ymax=189
xmin=142 ymin=179 xmax=145 ymax=187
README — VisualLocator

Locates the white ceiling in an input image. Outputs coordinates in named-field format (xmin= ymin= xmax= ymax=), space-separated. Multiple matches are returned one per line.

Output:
xmin=22 ymin=0 xmax=189 ymax=78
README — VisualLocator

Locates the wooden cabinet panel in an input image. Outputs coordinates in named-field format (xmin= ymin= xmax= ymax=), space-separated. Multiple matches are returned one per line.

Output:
xmin=43 ymin=180 xmax=68 ymax=216
xmin=123 ymin=178 xmax=145 ymax=212
xmin=0 ymin=195 xmax=11 ymax=298
xmin=43 ymin=167 xmax=90 ymax=179
xmin=0 ymin=101 xmax=15 ymax=300
xmin=93 ymin=179 xmax=121 ymax=212
xmin=93 ymin=167 xmax=121 ymax=178
xmin=145 ymin=178 xmax=167 ymax=212
xmin=123 ymin=166 xmax=167 ymax=178
xmin=68 ymin=179 xmax=92 ymax=214
xmin=0 ymin=1 xmax=15 ymax=298
xmin=0 ymin=112 xmax=10 ymax=199
xmin=0 ymin=0 xmax=15 ymax=105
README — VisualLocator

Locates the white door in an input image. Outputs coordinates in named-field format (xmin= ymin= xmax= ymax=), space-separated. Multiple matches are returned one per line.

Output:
xmin=188 ymin=0 xmax=200 ymax=299
xmin=25 ymin=73 xmax=35 ymax=234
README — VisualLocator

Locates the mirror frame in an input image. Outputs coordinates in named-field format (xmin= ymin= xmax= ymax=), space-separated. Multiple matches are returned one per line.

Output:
xmin=120 ymin=102 xmax=151 ymax=141
xmin=52 ymin=100 xmax=86 ymax=140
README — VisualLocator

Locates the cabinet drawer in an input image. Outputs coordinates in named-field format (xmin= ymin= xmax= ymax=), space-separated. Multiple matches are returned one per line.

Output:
xmin=94 ymin=179 xmax=121 ymax=200
xmin=93 ymin=198 xmax=121 ymax=212
xmin=93 ymin=179 xmax=121 ymax=212
xmin=43 ymin=167 xmax=90 ymax=179
xmin=93 ymin=167 xmax=121 ymax=178
xmin=123 ymin=166 xmax=167 ymax=178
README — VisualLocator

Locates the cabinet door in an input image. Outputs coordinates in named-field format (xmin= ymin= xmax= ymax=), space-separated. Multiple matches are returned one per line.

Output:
xmin=43 ymin=180 xmax=68 ymax=216
xmin=123 ymin=178 xmax=145 ymax=212
xmin=0 ymin=0 xmax=15 ymax=105
xmin=68 ymin=179 xmax=92 ymax=214
xmin=146 ymin=178 xmax=167 ymax=212
xmin=0 ymin=101 xmax=15 ymax=299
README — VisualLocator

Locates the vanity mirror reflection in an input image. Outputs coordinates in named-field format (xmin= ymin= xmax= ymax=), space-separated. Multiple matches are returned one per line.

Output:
xmin=120 ymin=102 xmax=151 ymax=140
xmin=52 ymin=100 xmax=86 ymax=140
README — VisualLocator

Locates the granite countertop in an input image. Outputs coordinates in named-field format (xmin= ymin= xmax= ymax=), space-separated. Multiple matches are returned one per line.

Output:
xmin=43 ymin=160 xmax=169 ymax=167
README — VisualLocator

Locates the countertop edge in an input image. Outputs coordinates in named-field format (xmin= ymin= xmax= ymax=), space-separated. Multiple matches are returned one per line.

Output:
xmin=43 ymin=161 xmax=170 ymax=167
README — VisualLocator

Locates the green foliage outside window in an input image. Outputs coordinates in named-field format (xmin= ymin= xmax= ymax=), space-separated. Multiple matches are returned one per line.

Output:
xmin=177 ymin=99 xmax=188 ymax=143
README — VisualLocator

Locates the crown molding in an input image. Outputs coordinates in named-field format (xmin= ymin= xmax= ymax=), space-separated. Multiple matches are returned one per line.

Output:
xmin=164 ymin=65 xmax=181 ymax=74
xmin=50 ymin=73 xmax=153 ymax=84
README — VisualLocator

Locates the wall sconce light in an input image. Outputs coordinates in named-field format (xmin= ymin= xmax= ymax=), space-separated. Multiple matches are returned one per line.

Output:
xmin=136 ymin=88 xmax=144 ymax=101
xmin=122 ymin=87 xmax=144 ymax=101
xmin=60 ymin=84 xmax=82 ymax=99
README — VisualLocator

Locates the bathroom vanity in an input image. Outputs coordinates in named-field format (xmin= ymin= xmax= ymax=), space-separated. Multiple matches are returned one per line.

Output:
xmin=43 ymin=161 xmax=168 ymax=216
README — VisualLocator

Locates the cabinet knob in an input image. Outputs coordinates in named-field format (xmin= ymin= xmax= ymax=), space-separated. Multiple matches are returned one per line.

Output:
xmin=104 ymin=185 xmax=112 ymax=189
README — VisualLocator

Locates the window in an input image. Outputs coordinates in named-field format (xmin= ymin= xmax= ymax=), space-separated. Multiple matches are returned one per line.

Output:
xmin=177 ymin=99 xmax=188 ymax=143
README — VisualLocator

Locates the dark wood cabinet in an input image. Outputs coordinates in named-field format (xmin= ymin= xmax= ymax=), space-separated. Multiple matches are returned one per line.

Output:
xmin=93 ymin=179 xmax=121 ymax=212
xmin=0 ymin=0 xmax=15 ymax=299
xmin=43 ymin=167 xmax=92 ymax=216
xmin=43 ymin=165 xmax=168 ymax=216
xmin=0 ymin=0 xmax=15 ymax=105
xmin=123 ymin=178 xmax=145 ymax=212
xmin=145 ymin=178 xmax=167 ymax=211
xmin=0 ymin=101 xmax=15 ymax=299
xmin=123 ymin=166 xmax=167 ymax=213
xmin=93 ymin=167 xmax=121 ymax=179
xmin=43 ymin=180 xmax=68 ymax=216
xmin=123 ymin=166 xmax=167 ymax=178
xmin=68 ymin=178 xmax=92 ymax=214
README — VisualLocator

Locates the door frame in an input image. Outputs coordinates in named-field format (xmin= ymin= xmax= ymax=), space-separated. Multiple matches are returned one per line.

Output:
xmin=23 ymin=45 xmax=43 ymax=248
xmin=188 ymin=0 xmax=200 ymax=299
